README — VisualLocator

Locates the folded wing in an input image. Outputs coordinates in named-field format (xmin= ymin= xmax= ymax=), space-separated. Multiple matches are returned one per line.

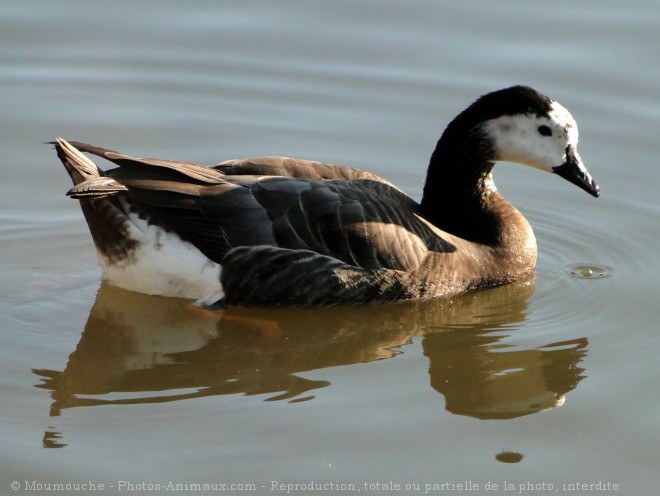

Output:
xmin=61 ymin=141 xmax=455 ymax=272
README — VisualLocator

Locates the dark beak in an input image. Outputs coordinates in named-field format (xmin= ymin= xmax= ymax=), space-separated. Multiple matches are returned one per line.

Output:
xmin=552 ymin=145 xmax=600 ymax=197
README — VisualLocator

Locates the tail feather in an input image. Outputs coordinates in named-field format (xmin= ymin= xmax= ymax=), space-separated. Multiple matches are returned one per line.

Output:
xmin=53 ymin=138 xmax=127 ymax=198
xmin=66 ymin=177 xmax=128 ymax=199
xmin=53 ymin=138 xmax=225 ymax=185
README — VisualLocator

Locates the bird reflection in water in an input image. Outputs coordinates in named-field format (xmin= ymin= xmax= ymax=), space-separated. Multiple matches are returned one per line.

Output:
xmin=34 ymin=274 xmax=586 ymax=446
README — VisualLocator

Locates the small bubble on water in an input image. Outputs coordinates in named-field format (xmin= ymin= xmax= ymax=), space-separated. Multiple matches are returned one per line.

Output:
xmin=562 ymin=263 xmax=614 ymax=280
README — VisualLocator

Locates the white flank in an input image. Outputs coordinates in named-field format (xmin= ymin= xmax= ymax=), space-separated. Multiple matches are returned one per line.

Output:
xmin=97 ymin=199 xmax=224 ymax=305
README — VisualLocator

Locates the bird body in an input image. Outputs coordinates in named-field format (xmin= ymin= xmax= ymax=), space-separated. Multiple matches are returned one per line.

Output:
xmin=54 ymin=86 xmax=599 ymax=307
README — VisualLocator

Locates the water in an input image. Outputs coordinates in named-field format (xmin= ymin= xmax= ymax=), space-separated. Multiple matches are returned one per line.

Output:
xmin=2 ymin=0 xmax=660 ymax=494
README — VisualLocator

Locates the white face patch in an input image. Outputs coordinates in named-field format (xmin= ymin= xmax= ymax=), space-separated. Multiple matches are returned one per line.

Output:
xmin=483 ymin=100 xmax=580 ymax=172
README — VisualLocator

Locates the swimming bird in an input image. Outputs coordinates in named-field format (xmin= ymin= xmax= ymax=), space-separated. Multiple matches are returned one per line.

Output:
xmin=53 ymin=85 xmax=599 ymax=307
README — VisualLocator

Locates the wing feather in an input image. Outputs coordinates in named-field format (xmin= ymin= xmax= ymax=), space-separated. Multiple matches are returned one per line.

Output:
xmin=60 ymin=141 xmax=455 ymax=271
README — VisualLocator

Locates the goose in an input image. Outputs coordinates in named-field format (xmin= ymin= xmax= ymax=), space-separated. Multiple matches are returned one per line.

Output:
xmin=53 ymin=85 xmax=599 ymax=307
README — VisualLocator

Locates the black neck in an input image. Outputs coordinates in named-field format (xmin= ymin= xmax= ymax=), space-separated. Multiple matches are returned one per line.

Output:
xmin=419 ymin=126 xmax=501 ymax=245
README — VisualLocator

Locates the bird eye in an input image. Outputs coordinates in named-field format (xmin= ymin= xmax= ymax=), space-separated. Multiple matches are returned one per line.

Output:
xmin=538 ymin=125 xmax=552 ymax=137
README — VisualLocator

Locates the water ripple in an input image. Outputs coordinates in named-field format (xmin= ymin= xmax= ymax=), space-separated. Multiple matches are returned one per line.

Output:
xmin=514 ymin=192 xmax=658 ymax=339
xmin=562 ymin=263 xmax=614 ymax=280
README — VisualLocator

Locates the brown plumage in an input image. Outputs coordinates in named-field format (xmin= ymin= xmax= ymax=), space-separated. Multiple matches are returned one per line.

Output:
xmin=53 ymin=86 xmax=599 ymax=307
